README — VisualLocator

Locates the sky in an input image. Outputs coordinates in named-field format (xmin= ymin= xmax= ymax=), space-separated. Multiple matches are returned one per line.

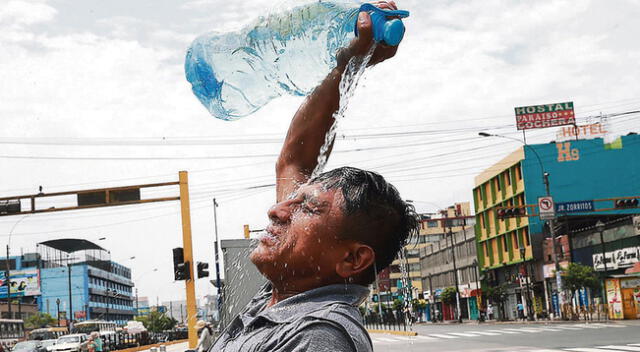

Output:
xmin=1 ymin=0 xmax=639 ymax=303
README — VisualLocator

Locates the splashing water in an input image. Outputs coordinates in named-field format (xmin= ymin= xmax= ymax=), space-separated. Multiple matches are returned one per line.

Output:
xmin=398 ymin=248 xmax=415 ymax=337
xmin=312 ymin=44 xmax=377 ymax=177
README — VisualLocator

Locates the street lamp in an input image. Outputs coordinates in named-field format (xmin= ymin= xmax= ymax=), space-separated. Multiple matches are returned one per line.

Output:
xmin=56 ymin=298 xmax=61 ymax=327
xmin=479 ymin=132 xmax=565 ymax=319
xmin=595 ymin=220 xmax=608 ymax=308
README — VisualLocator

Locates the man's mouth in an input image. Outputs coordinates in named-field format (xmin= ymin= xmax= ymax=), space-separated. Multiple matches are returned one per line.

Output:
xmin=258 ymin=226 xmax=281 ymax=246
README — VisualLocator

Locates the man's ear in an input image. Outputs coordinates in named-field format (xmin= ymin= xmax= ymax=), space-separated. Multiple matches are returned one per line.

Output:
xmin=335 ymin=243 xmax=375 ymax=279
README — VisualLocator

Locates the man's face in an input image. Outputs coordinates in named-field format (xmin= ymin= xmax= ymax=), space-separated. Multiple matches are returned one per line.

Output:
xmin=250 ymin=182 xmax=349 ymax=286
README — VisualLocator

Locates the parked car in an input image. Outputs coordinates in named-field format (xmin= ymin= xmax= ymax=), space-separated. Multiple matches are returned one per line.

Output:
xmin=37 ymin=340 xmax=56 ymax=352
xmin=49 ymin=335 xmax=88 ymax=352
xmin=11 ymin=341 xmax=46 ymax=352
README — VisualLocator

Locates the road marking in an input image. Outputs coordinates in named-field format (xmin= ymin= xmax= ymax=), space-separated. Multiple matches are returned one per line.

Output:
xmin=564 ymin=348 xmax=633 ymax=352
xmin=529 ymin=350 xmax=566 ymax=352
xmin=535 ymin=327 xmax=563 ymax=331
xmin=448 ymin=332 xmax=481 ymax=337
xmin=591 ymin=323 xmax=626 ymax=328
xmin=504 ymin=328 xmax=543 ymax=333
xmin=488 ymin=329 xmax=521 ymax=334
xmin=555 ymin=326 xmax=582 ymax=330
xmin=578 ymin=324 xmax=604 ymax=329
xmin=596 ymin=346 xmax=640 ymax=351
xmin=429 ymin=333 xmax=460 ymax=339
xmin=415 ymin=335 xmax=439 ymax=340
xmin=374 ymin=337 xmax=400 ymax=342
xmin=467 ymin=330 xmax=501 ymax=336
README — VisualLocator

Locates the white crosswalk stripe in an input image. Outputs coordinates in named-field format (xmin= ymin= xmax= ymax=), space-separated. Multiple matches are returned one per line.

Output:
xmin=564 ymin=348 xmax=633 ymax=352
xmin=596 ymin=346 xmax=640 ymax=351
xmin=467 ymin=330 xmax=502 ymax=335
xmin=448 ymin=332 xmax=482 ymax=337
xmin=429 ymin=333 xmax=460 ymax=339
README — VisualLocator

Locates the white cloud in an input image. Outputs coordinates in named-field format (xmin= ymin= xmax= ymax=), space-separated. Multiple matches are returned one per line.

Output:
xmin=0 ymin=0 xmax=57 ymax=26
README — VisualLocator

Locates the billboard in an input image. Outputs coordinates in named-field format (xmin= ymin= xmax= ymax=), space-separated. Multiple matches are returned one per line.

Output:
xmin=515 ymin=102 xmax=575 ymax=130
xmin=0 ymin=269 xmax=40 ymax=298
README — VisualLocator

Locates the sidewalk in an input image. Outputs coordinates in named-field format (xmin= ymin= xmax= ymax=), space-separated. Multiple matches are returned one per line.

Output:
xmin=413 ymin=318 xmax=632 ymax=326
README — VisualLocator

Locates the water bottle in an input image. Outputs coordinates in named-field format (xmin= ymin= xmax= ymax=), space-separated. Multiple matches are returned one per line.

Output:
xmin=184 ymin=1 xmax=409 ymax=121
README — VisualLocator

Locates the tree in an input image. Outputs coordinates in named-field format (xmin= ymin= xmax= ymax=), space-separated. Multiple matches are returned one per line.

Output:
xmin=440 ymin=287 xmax=457 ymax=306
xmin=134 ymin=311 xmax=177 ymax=333
xmin=561 ymin=262 xmax=600 ymax=300
xmin=25 ymin=313 xmax=56 ymax=329
xmin=484 ymin=284 xmax=509 ymax=320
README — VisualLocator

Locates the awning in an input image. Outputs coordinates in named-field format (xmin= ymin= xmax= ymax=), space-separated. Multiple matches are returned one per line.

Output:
xmin=38 ymin=239 xmax=105 ymax=253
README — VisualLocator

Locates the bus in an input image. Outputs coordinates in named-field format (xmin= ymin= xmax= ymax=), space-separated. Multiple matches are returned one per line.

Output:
xmin=28 ymin=327 xmax=68 ymax=341
xmin=0 ymin=319 xmax=25 ymax=348
xmin=74 ymin=321 xmax=116 ymax=335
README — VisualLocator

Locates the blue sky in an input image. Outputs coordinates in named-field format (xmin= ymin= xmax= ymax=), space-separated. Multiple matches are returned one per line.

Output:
xmin=1 ymin=0 xmax=639 ymax=302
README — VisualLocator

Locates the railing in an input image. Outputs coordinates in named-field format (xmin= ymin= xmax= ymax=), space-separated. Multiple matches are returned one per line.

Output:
xmin=361 ymin=310 xmax=412 ymax=332
xmin=101 ymin=331 xmax=188 ymax=352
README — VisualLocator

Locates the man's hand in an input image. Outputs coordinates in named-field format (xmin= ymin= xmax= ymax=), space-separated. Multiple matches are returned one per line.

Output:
xmin=337 ymin=1 xmax=400 ymax=69
xmin=275 ymin=1 xmax=402 ymax=201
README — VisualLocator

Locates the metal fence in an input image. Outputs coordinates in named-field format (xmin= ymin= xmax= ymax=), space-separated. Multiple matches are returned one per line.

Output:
xmin=101 ymin=330 xmax=188 ymax=352
xmin=361 ymin=310 xmax=412 ymax=332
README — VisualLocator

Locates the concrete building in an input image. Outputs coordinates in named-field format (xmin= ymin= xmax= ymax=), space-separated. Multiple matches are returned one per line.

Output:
xmin=372 ymin=203 xmax=473 ymax=305
xmin=473 ymin=133 xmax=640 ymax=320
xmin=0 ymin=253 xmax=41 ymax=319
xmin=1 ymin=239 xmax=136 ymax=325
xmin=420 ymin=227 xmax=481 ymax=321
xmin=161 ymin=300 xmax=188 ymax=323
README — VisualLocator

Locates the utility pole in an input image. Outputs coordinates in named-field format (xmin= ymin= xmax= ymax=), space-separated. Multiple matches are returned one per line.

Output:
xmin=135 ymin=288 xmax=139 ymax=316
xmin=212 ymin=198 xmax=223 ymax=324
xmin=67 ymin=264 xmax=73 ymax=323
xmin=544 ymin=173 xmax=564 ymax=319
xmin=444 ymin=211 xmax=462 ymax=323
xmin=5 ymin=245 xmax=11 ymax=319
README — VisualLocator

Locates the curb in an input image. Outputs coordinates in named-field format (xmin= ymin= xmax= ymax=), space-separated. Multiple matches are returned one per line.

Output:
xmin=112 ymin=339 xmax=189 ymax=352
xmin=367 ymin=329 xmax=418 ymax=336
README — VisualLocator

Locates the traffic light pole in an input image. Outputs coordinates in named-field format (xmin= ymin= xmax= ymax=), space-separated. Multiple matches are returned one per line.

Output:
xmin=544 ymin=173 xmax=564 ymax=319
xmin=178 ymin=171 xmax=198 ymax=349
xmin=213 ymin=198 xmax=223 ymax=325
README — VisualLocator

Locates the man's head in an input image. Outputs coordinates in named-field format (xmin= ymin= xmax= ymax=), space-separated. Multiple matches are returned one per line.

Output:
xmin=250 ymin=166 xmax=419 ymax=290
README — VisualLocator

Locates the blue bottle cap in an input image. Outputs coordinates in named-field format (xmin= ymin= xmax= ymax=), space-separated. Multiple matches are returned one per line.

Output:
xmin=383 ymin=19 xmax=405 ymax=46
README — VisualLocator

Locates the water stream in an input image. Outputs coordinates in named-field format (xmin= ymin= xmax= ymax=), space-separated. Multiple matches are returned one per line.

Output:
xmin=312 ymin=44 xmax=377 ymax=177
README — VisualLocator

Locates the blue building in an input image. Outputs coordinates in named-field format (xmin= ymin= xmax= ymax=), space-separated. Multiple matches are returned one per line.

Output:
xmin=1 ymin=239 xmax=136 ymax=325
xmin=474 ymin=133 xmax=640 ymax=320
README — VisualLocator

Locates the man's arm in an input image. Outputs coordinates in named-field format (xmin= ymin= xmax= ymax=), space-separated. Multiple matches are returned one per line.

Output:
xmin=275 ymin=1 xmax=400 ymax=201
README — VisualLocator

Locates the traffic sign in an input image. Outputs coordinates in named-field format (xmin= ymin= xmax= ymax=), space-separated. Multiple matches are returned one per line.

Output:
xmin=538 ymin=196 xmax=555 ymax=220
xmin=555 ymin=200 xmax=594 ymax=213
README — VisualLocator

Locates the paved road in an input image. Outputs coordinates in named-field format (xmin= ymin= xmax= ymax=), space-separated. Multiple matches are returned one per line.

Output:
xmin=139 ymin=342 xmax=189 ymax=352
xmin=371 ymin=322 xmax=638 ymax=352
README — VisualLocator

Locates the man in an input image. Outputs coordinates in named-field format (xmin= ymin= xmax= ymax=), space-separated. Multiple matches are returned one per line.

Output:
xmin=209 ymin=1 xmax=418 ymax=351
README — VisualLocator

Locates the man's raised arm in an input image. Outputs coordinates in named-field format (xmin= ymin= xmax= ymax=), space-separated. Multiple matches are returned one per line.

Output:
xmin=275 ymin=1 xmax=399 ymax=201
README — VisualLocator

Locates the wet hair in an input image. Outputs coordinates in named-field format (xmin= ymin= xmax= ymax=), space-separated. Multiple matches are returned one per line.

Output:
xmin=310 ymin=166 xmax=420 ymax=284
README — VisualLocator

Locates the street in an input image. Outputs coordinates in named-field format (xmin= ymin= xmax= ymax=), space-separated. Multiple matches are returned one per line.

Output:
xmin=370 ymin=322 xmax=639 ymax=352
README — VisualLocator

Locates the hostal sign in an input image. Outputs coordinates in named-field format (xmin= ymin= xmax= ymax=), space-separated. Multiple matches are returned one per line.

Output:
xmin=515 ymin=102 xmax=575 ymax=130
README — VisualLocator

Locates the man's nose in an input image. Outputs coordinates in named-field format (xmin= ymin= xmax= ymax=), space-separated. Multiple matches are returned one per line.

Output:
xmin=268 ymin=200 xmax=293 ymax=223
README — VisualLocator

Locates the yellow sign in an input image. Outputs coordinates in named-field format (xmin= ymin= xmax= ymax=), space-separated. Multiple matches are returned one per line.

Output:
xmin=556 ymin=142 xmax=580 ymax=162
xmin=606 ymin=278 xmax=624 ymax=319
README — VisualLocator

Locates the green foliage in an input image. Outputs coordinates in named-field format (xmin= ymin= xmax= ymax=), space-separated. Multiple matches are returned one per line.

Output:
xmin=561 ymin=262 xmax=600 ymax=293
xmin=134 ymin=311 xmax=177 ymax=333
xmin=412 ymin=298 xmax=427 ymax=310
xmin=392 ymin=298 xmax=403 ymax=311
xmin=440 ymin=287 xmax=457 ymax=305
xmin=484 ymin=284 xmax=508 ymax=303
xmin=25 ymin=313 xmax=56 ymax=329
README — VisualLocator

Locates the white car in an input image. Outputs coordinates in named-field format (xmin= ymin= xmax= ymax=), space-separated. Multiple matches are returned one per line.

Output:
xmin=50 ymin=334 xmax=88 ymax=352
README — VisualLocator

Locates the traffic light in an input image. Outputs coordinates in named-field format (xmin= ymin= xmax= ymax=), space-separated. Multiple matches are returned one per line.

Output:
xmin=497 ymin=206 xmax=526 ymax=219
xmin=0 ymin=200 xmax=21 ymax=215
xmin=614 ymin=198 xmax=639 ymax=209
xmin=372 ymin=294 xmax=379 ymax=302
xmin=197 ymin=262 xmax=209 ymax=279
xmin=172 ymin=247 xmax=191 ymax=281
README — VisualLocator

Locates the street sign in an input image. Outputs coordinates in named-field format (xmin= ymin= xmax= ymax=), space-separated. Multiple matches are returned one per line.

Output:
xmin=515 ymin=102 xmax=575 ymax=130
xmin=555 ymin=200 xmax=594 ymax=213
xmin=538 ymin=196 xmax=555 ymax=220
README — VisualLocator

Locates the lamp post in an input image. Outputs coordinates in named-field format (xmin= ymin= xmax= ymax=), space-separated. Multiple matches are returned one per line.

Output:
xmin=595 ymin=220 xmax=608 ymax=310
xmin=56 ymin=298 xmax=61 ymax=327
xmin=479 ymin=132 xmax=565 ymax=319
xmin=472 ymin=259 xmax=482 ymax=322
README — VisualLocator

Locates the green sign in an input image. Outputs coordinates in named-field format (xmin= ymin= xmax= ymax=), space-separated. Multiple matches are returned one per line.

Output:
xmin=515 ymin=101 xmax=575 ymax=130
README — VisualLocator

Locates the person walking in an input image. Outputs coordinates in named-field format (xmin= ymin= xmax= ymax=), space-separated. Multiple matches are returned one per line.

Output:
xmin=517 ymin=302 xmax=525 ymax=321
xmin=487 ymin=304 xmax=494 ymax=321
xmin=195 ymin=321 xmax=213 ymax=352
xmin=91 ymin=332 xmax=103 ymax=352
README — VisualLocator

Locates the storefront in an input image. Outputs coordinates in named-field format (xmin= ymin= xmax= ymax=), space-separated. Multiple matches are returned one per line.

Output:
xmin=605 ymin=277 xmax=640 ymax=319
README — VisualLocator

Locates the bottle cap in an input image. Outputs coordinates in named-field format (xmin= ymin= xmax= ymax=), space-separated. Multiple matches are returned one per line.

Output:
xmin=354 ymin=4 xmax=410 ymax=46
xmin=383 ymin=19 xmax=405 ymax=46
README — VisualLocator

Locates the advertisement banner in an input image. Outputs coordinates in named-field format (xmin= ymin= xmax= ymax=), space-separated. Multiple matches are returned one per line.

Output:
xmin=605 ymin=278 xmax=624 ymax=320
xmin=515 ymin=102 xmax=575 ymax=130
xmin=593 ymin=246 xmax=640 ymax=271
xmin=0 ymin=269 xmax=40 ymax=298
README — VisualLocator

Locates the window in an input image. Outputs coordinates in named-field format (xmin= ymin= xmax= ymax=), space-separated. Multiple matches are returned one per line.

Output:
xmin=524 ymin=228 xmax=530 ymax=246
xmin=478 ymin=189 xmax=483 ymax=201
xmin=427 ymin=221 xmax=438 ymax=228
xmin=516 ymin=164 xmax=522 ymax=180
xmin=496 ymin=177 xmax=501 ymax=191
xmin=513 ymin=232 xmax=519 ymax=249
xmin=505 ymin=170 xmax=511 ymax=186
xmin=502 ymin=235 xmax=508 ymax=250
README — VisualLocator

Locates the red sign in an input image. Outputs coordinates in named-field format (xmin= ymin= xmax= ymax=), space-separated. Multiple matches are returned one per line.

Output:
xmin=75 ymin=311 xmax=86 ymax=319
xmin=515 ymin=102 xmax=575 ymax=130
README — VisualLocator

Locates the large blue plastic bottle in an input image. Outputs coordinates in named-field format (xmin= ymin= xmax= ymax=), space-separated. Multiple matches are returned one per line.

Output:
xmin=185 ymin=1 xmax=409 ymax=121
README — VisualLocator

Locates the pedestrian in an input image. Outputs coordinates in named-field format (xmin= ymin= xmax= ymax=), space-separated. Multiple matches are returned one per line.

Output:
xmin=69 ymin=320 xmax=75 ymax=334
xmin=87 ymin=336 xmax=95 ymax=352
xmin=195 ymin=320 xmax=213 ymax=352
xmin=487 ymin=304 xmax=494 ymax=320
xmin=207 ymin=3 xmax=418 ymax=351
xmin=91 ymin=332 xmax=103 ymax=352
xmin=517 ymin=302 xmax=525 ymax=321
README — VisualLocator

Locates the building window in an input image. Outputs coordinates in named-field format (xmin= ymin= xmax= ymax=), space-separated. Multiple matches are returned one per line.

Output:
xmin=516 ymin=164 xmax=522 ymax=180
xmin=502 ymin=235 xmax=508 ymax=250
xmin=478 ymin=189 xmax=483 ymax=202
xmin=524 ymin=228 xmax=530 ymax=246
xmin=427 ymin=221 xmax=438 ymax=228
xmin=513 ymin=232 xmax=519 ymax=249
xmin=505 ymin=170 xmax=511 ymax=186
xmin=496 ymin=177 xmax=501 ymax=192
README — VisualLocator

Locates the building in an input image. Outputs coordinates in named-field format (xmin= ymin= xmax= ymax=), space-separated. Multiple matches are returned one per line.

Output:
xmin=161 ymin=300 xmax=188 ymax=323
xmin=136 ymin=296 xmax=150 ymax=316
xmin=473 ymin=133 xmax=640 ymax=320
xmin=0 ymin=253 xmax=42 ymax=319
xmin=0 ymin=239 xmax=137 ymax=325
xmin=372 ymin=203 xmax=473 ymax=305
xmin=420 ymin=227 xmax=481 ymax=321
